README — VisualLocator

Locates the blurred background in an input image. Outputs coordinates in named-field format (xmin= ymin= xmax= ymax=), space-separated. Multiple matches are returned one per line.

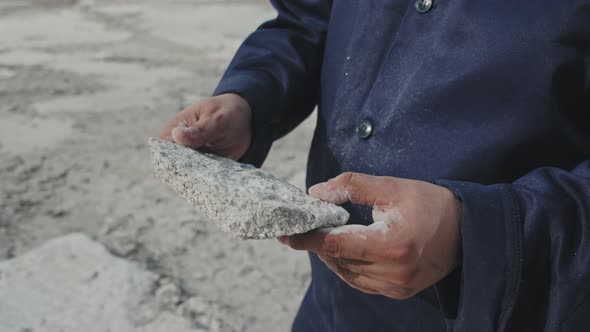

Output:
xmin=0 ymin=1 xmax=317 ymax=331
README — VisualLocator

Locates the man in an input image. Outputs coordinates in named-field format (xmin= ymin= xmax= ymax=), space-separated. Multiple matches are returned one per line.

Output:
xmin=159 ymin=1 xmax=590 ymax=331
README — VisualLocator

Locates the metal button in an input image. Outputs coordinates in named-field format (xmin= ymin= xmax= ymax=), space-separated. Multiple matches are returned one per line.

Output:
xmin=415 ymin=0 xmax=432 ymax=13
xmin=356 ymin=120 xmax=373 ymax=139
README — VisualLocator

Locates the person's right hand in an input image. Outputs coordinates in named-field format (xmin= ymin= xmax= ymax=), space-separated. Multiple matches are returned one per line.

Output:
xmin=159 ymin=93 xmax=252 ymax=160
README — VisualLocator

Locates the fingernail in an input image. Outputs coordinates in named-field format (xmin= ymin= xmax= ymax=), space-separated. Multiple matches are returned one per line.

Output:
xmin=171 ymin=127 xmax=185 ymax=143
xmin=308 ymin=183 xmax=325 ymax=196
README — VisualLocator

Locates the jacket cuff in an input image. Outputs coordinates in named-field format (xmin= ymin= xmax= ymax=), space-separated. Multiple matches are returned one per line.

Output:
xmin=433 ymin=180 xmax=523 ymax=330
xmin=213 ymin=72 xmax=279 ymax=168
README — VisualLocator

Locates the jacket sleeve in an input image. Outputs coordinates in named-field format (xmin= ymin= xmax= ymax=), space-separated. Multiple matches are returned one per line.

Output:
xmin=213 ymin=0 xmax=331 ymax=167
xmin=434 ymin=160 xmax=590 ymax=331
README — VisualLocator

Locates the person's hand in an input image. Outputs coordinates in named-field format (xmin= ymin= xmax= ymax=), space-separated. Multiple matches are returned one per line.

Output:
xmin=159 ymin=93 xmax=252 ymax=160
xmin=279 ymin=172 xmax=462 ymax=299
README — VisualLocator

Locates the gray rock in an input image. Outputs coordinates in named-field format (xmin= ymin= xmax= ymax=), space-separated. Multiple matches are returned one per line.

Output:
xmin=149 ymin=138 xmax=349 ymax=239
xmin=0 ymin=233 xmax=200 ymax=332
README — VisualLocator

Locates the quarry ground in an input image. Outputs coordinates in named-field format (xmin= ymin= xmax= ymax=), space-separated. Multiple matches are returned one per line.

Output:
xmin=0 ymin=1 xmax=316 ymax=331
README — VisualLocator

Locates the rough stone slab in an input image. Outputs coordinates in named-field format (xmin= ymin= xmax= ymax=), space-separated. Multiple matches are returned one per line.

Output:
xmin=149 ymin=138 xmax=349 ymax=239
xmin=0 ymin=233 xmax=199 ymax=332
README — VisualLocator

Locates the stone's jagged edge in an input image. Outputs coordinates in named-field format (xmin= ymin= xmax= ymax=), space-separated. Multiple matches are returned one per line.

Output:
xmin=149 ymin=138 xmax=349 ymax=239
xmin=148 ymin=138 xmax=350 ymax=239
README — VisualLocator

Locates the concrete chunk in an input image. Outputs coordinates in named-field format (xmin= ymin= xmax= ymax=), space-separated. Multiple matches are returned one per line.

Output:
xmin=149 ymin=138 xmax=349 ymax=239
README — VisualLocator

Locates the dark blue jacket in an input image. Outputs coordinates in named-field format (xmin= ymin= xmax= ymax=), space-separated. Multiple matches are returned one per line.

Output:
xmin=213 ymin=1 xmax=590 ymax=331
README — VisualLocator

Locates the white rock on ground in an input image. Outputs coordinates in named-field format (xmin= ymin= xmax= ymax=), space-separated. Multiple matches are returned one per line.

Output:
xmin=0 ymin=233 xmax=200 ymax=332
xmin=149 ymin=138 xmax=349 ymax=239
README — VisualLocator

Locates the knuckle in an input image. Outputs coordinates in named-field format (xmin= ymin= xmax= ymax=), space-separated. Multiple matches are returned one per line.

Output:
xmin=213 ymin=112 xmax=225 ymax=123
xmin=338 ymin=172 xmax=355 ymax=187
xmin=326 ymin=172 xmax=350 ymax=187
xmin=341 ymin=172 xmax=363 ymax=201
xmin=380 ymin=243 xmax=415 ymax=263
xmin=356 ymin=245 xmax=371 ymax=260
xmin=342 ymin=171 xmax=355 ymax=181
xmin=198 ymin=99 xmax=218 ymax=112
xmin=321 ymin=234 xmax=343 ymax=257
xmin=186 ymin=102 xmax=201 ymax=112
xmin=395 ymin=269 xmax=416 ymax=288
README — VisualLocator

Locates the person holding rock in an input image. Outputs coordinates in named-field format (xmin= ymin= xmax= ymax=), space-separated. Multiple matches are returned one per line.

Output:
xmin=159 ymin=1 xmax=590 ymax=331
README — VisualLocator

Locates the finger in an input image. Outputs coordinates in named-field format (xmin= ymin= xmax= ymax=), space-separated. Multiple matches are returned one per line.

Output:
xmin=171 ymin=126 xmax=204 ymax=149
xmin=159 ymin=118 xmax=185 ymax=141
xmin=283 ymin=225 xmax=374 ymax=260
xmin=308 ymin=172 xmax=386 ymax=206
xmin=171 ymin=118 xmax=221 ymax=150
xmin=334 ymin=259 xmax=389 ymax=276
xmin=339 ymin=261 xmax=391 ymax=278
xmin=323 ymin=255 xmax=416 ymax=292
xmin=159 ymin=109 xmax=199 ymax=141
xmin=319 ymin=255 xmax=379 ymax=295
xmin=336 ymin=258 xmax=412 ymax=285
xmin=325 ymin=257 xmax=414 ymax=299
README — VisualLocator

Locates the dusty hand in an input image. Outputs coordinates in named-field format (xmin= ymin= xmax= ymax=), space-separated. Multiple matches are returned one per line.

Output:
xmin=159 ymin=93 xmax=252 ymax=160
xmin=279 ymin=172 xmax=462 ymax=299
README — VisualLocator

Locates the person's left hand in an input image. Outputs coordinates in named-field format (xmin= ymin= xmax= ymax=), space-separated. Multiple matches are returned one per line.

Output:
xmin=279 ymin=172 xmax=462 ymax=300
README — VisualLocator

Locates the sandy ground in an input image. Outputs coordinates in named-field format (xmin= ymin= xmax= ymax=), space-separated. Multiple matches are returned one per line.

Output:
xmin=0 ymin=1 xmax=316 ymax=331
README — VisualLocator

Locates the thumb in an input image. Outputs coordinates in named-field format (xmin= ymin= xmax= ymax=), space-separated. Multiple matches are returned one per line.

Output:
xmin=308 ymin=172 xmax=383 ymax=207
xmin=171 ymin=124 xmax=214 ymax=150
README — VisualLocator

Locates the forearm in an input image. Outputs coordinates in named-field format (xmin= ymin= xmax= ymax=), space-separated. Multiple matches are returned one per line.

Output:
xmin=214 ymin=0 xmax=331 ymax=167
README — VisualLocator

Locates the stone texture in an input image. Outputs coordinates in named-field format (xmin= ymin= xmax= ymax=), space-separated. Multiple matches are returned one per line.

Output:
xmin=149 ymin=138 xmax=349 ymax=239
xmin=0 ymin=233 xmax=199 ymax=332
